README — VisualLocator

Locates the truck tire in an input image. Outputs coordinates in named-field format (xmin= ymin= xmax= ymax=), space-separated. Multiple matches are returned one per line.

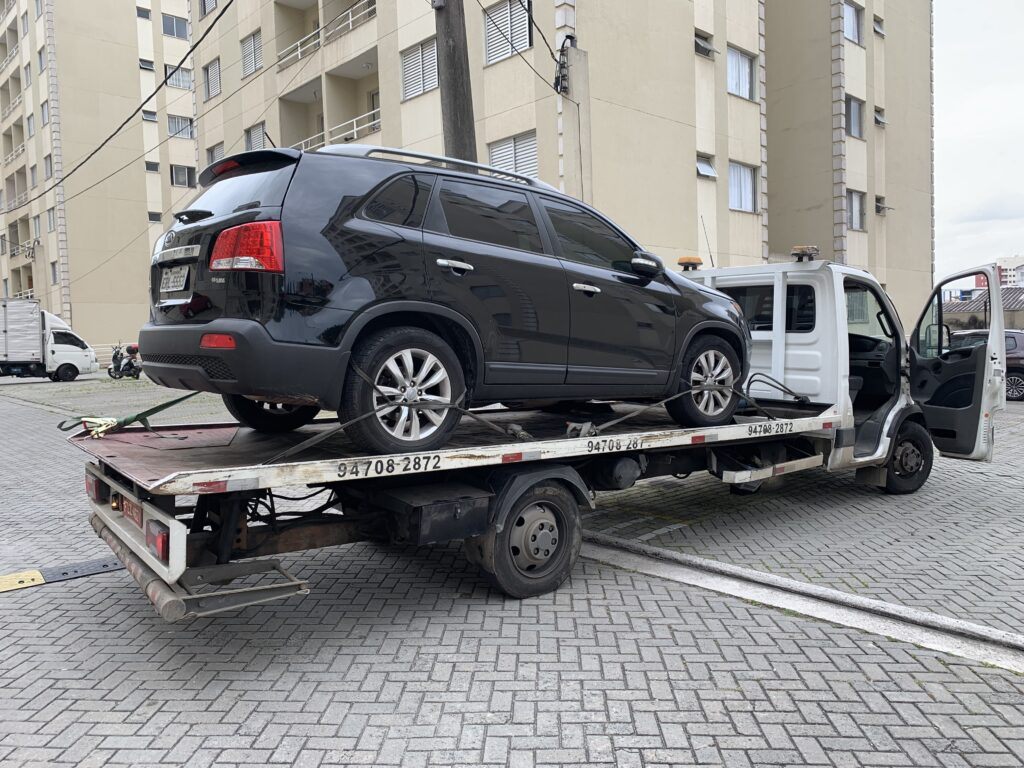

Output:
xmin=884 ymin=420 xmax=933 ymax=494
xmin=482 ymin=481 xmax=582 ymax=599
xmin=223 ymin=395 xmax=320 ymax=433
xmin=340 ymin=326 xmax=465 ymax=454
xmin=55 ymin=364 xmax=79 ymax=382
xmin=666 ymin=335 xmax=740 ymax=428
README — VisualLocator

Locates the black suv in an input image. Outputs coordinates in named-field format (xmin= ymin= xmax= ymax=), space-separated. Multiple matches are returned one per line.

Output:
xmin=141 ymin=146 xmax=750 ymax=453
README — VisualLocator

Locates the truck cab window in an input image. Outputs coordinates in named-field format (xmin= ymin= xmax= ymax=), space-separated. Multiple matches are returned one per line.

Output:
xmin=722 ymin=284 xmax=815 ymax=333
xmin=53 ymin=331 xmax=87 ymax=349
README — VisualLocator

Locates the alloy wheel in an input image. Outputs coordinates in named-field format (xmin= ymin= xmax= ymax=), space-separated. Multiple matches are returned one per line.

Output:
xmin=373 ymin=347 xmax=453 ymax=442
xmin=508 ymin=501 xmax=561 ymax=577
xmin=1007 ymin=375 xmax=1024 ymax=400
xmin=689 ymin=349 xmax=735 ymax=417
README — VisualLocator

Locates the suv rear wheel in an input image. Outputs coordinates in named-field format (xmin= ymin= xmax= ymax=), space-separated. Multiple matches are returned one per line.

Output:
xmin=223 ymin=395 xmax=320 ymax=433
xmin=341 ymin=326 xmax=465 ymax=454
xmin=666 ymin=335 xmax=740 ymax=428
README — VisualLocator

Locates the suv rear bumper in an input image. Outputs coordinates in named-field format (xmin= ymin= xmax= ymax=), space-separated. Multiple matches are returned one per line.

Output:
xmin=139 ymin=320 xmax=348 ymax=409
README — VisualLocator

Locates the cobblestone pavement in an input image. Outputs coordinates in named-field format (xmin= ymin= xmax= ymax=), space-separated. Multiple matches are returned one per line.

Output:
xmin=2 ymin=382 xmax=1024 ymax=766
xmin=585 ymin=403 xmax=1024 ymax=637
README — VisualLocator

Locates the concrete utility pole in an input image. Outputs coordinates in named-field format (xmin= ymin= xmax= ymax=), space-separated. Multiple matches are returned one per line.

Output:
xmin=432 ymin=0 xmax=477 ymax=162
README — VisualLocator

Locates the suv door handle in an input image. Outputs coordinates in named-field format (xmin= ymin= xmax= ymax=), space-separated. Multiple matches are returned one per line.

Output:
xmin=436 ymin=258 xmax=474 ymax=273
xmin=572 ymin=283 xmax=601 ymax=294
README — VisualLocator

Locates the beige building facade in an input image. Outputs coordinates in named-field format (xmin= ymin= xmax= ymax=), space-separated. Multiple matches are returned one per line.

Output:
xmin=766 ymin=0 xmax=934 ymax=322
xmin=0 ymin=0 xmax=198 ymax=345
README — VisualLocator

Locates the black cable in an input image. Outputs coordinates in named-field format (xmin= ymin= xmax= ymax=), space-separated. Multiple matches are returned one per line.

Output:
xmin=513 ymin=0 xmax=558 ymax=62
xmin=7 ymin=0 xmax=237 ymax=216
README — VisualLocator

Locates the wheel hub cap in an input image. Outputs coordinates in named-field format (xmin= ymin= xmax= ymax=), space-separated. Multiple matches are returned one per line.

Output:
xmin=373 ymin=348 xmax=453 ymax=442
xmin=509 ymin=503 xmax=560 ymax=576
xmin=894 ymin=440 xmax=923 ymax=476
xmin=690 ymin=349 xmax=736 ymax=417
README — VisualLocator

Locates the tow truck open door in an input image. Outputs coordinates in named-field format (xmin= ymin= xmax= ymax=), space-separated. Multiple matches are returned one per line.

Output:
xmin=909 ymin=265 xmax=1005 ymax=461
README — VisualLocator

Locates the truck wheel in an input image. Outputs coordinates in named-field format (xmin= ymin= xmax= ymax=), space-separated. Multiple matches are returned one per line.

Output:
xmin=884 ymin=421 xmax=933 ymax=494
xmin=56 ymin=364 xmax=79 ymax=382
xmin=223 ymin=395 xmax=320 ymax=433
xmin=666 ymin=335 xmax=740 ymax=428
xmin=484 ymin=482 xmax=582 ymax=599
xmin=340 ymin=326 xmax=465 ymax=454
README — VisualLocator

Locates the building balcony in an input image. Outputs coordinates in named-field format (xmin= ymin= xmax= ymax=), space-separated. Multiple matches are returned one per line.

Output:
xmin=323 ymin=0 xmax=376 ymax=44
xmin=6 ymin=190 xmax=26 ymax=211
xmin=291 ymin=108 xmax=381 ymax=151
xmin=11 ymin=288 xmax=34 ymax=299
xmin=3 ymin=0 xmax=15 ymax=19
xmin=3 ymin=141 xmax=23 ymax=165
xmin=1 ymin=91 xmax=21 ymax=120
xmin=0 ymin=44 xmax=17 ymax=72
xmin=10 ymin=239 xmax=37 ymax=259
xmin=278 ymin=27 xmax=321 ymax=71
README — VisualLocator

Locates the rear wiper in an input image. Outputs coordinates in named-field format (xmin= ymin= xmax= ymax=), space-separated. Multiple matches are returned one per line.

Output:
xmin=172 ymin=208 xmax=214 ymax=224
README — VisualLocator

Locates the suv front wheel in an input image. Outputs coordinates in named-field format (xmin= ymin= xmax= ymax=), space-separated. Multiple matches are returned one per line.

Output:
xmin=341 ymin=326 xmax=465 ymax=454
xmin=666 ymin=335 xmax=741 ymax=428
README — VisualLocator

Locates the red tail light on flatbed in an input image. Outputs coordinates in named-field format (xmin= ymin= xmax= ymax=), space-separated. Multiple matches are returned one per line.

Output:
xmin=209 ymin=221 xmax=284 ymax=273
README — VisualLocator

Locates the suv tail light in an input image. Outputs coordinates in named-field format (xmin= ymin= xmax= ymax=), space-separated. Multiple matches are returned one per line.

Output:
xmin=209 ymin=221 xmax=284 ymax=272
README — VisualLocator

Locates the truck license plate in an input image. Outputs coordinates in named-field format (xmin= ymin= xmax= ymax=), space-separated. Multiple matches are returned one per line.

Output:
xmin=160 ymin=265 xmax=188 ymax=293
xmin=121 ymin=497 xmax=143 ymax=528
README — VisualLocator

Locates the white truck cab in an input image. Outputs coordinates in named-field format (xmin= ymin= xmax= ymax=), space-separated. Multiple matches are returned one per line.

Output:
xmin=690 ymin=259 xmax=1005 ymax=481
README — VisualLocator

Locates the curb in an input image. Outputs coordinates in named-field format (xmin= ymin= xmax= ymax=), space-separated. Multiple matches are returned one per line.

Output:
xmin=583 ymin=531 xmax=1024 ymax=654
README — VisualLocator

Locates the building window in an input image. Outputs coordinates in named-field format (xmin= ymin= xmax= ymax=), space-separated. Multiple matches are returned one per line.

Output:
xmin=50 ymin=261 xmax=58 ymax=285
xmin=843 ymin=2 xmax=863 ymax=45
xmin=137 ymin=6 xmax=151 ymax=19
xmin=727 ymin=47 xmax=755 ymax=101
xmin=23 ymin=63 xmax=30 ymax=86
xmin=694 ymin=31 xmax=715 ymax=59
xmin=46 ymin=207 xmax=55 ymax=231
xmin=845 ymin=95 xmax=864 ymax=139
xmin=847 ymin=189 xmax=866 ymax=230
xmin=483 ymin=0 xmax=530 ymax=65
xmin=401 ymin=38 xmax=438 ymax=100
xmin=32 ymin=215 xmax=40 ymax=238
xmin=170 ymin=165 xmax=197 ymax=188
xmin=165 ymin=65 xmax=192 ymax=89
xmin=26 ymin=113 xmax=34 ymax=137
xmin=37 ymin=47 xmax=45 ymax=71
xmin=874 ymin=106 xmax=886 ymax=127
xmin=20 ymin=12 xmax=28 ymax=37
xmin=728 ymin=162 xmax=757 ymax=212
xmin=487 ymin=130 xmax=538 ymax=178
xmin=29 ymin=165 xmax=37 ymax=188
xmin=40 ymin=100 xmax=48 ymax=125
xmin=168 ymin=114 xmax=195 ymax=139
xmin=35 ymin=0 xmax=42 ymax=18
xmin=2 ymin=278 xmax=7 ymax=296
xmin=142 ymin=110 xmax=158 ymax=122
xmin=203 ymin=58 xmax=221 ymax=99
xmin=139 ymin=58 xmax=155 ymax=71
xmin=162 ymin=13 xmax=188 ymax=39
xmin=244 ymin=122 xmax=266 ymax=151
xmin=145 ymin=160 xmax=159 ymax=172
xmin=241 ymin=29 xmax=263 ymax=77
xmin=200 ymin=0 xmax=217 ymax=17
xmin=207 ymin=142 xmax=225 ymax=165
xmin=43 ymin=154 xmax=51 ymax=179
xmin=696 ymin=155 xmax=717 ymax=178
xmin=873 ymin=15 xmax=885 ymax=37
xmin=148 ymin=211 xmax=162 ymax=223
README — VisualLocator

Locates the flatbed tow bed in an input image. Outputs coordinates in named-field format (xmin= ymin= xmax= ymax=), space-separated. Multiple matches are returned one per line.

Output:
xmin=73 ymin=402 xmax=855 ymax=621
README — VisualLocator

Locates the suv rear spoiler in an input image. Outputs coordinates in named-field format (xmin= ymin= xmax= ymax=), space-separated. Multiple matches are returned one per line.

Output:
xmin=198 ymin=148 xmax=302 ymax=187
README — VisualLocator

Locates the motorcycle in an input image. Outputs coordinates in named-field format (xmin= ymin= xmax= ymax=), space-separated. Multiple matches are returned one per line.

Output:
xmin=107 ymin=343 xmax=142 ymax=380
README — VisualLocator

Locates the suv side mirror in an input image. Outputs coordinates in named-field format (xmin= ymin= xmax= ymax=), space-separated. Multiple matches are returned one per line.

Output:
xmin=631 ymin=251 xmax=663 ymax=278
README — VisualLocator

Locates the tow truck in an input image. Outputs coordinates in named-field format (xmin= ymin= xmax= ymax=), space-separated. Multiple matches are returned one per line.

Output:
xmin=73 ymin=258 xmax=1006 ymax=621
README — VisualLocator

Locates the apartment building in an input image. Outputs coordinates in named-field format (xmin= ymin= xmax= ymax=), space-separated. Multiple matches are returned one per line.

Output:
xmin=0 ymin=0 xmax=198 ymax=344
xmin=190 ymin=0 xmax=769 ymax=275
xmin=766 ymin=0 xmax=933 ymax=321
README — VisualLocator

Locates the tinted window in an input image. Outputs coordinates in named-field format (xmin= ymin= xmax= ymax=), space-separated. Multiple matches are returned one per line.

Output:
xmin=1008 ymin=334 xmax=1019 ymax=352
xmin=188 ymin=160 xmax=295 ymax=217
xmin=53 ymin=331 xmax=86 ymax=349
xmin=364 ymin=174 xmax=433 ymax=229
xmin=542 ymin=199 xmax=635 ymax=271
xmin=722 ymin=284 xmax=816 ymax=333
xmin=437 ymin=180 xmax=542 ymax=252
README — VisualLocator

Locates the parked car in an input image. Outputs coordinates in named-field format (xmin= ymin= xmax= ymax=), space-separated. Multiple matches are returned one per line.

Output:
xmin=951 ymin=329 xmax=1024 ymax=401
xmin=140 ymin=146 xmax=750 ymax=453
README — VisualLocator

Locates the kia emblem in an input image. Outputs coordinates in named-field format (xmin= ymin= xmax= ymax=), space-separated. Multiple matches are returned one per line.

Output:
xmin=164 ymin=231 xmax=177 ymax=247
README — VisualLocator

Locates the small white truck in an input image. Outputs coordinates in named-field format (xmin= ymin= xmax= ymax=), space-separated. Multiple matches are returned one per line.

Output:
xmin=1 ymin=298 xmax=98 ymax=381
xmin=73 ymin=258 xmax=1006 ymax=621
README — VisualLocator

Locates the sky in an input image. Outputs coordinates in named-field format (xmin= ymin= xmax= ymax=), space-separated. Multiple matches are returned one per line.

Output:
xmin=934 ymin=0 xmax=1024 ymax=280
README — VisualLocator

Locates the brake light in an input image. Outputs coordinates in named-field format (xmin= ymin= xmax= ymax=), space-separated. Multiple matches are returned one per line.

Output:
xmin=85 ymin=473 xmax=107 ymax=504
xmin=200 ymin=333 xmax=236 ymax=350
xmin=209 ymin=221 xmax=284 ymax=272
xmin=211 ymin=159 xmax=240 ymax=177
xmin=146 ymin=520 xmax=170 ymax=563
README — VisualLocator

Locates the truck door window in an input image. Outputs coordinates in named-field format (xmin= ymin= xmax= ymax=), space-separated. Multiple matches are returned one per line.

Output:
xmin=53 ymin=330 xmax=86 ymax=349
xmin=845 ymin=284 xmax=894 ymax=342
xmin=913 ymin=290 xmax=947 ymax=357
xmin=722 ymin=284 xmax=815 ymax=332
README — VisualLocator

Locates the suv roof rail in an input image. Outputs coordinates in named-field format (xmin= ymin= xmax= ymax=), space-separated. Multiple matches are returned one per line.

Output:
xmin=316 ymin=143 xmax=559 ymax=192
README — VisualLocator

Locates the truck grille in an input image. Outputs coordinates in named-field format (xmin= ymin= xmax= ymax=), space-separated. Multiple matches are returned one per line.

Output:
xmin=142 ymin=354 xmax=235 ymax=381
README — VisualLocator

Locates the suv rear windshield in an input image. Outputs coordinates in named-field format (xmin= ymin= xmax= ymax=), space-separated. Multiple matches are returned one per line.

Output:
xmin=187 ymin=160 xmax=295 ymax=217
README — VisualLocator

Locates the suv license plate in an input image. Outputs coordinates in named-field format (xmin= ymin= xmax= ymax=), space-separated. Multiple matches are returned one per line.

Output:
xmin=160 ymin=265 xmax=188 ymax=293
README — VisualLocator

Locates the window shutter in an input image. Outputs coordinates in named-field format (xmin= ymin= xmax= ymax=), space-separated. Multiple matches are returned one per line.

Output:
xmin=513 ymin=131 xmax=538 ymax=177
xmin=241 ymin=34 xmax=255 ymax=76
xmin=252 ymin=29 xmax=263 ymax=70
xmin=488 ymin=136 xmax=515 ymax=172
xmin=246 ymin=123 xmax=265 ymax=152
xmin=510 ymin=0 xmax=530 ymax=53
xmin=422 ymin=38 xmax=438 ymax=91
xmin=208 ymin=143 xmax=225 ymax=164
xmin=484 ymin=2 xmax=510 ymax=63
xmin=401 ymin=45 xmax=423 ymax=99
xmin=206 ymin=59 xmax=221 ymax=98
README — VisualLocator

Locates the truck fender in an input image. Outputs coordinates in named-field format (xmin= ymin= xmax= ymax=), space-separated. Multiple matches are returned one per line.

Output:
xmin=883 ymin=403 xmax=926 ymax=460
